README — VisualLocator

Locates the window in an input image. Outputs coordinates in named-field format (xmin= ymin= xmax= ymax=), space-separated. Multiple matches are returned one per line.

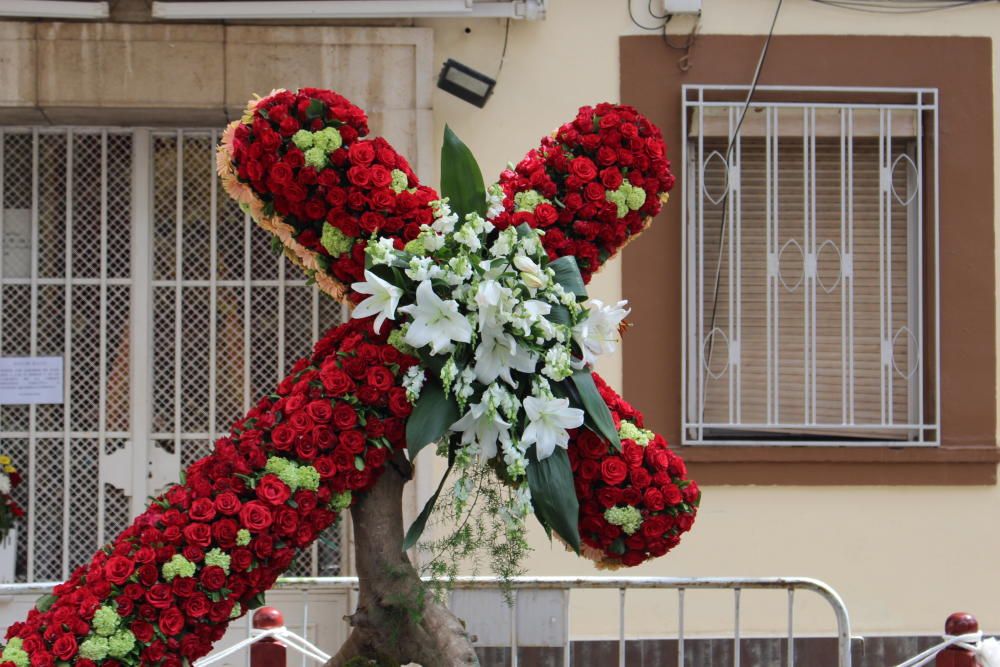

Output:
xmin=681 ymin=86 xmax=940 ymax=446
xmin=0 ymin=128 xmax=346 ymax=582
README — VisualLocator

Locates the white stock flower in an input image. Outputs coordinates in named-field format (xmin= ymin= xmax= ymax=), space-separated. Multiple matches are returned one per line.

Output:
xmin=351 ymin=270 xmax=403 ymax=334
xmin=513 ymin=255 xmax=547 ymax=289
xmin=399 ymin=280 xmax=473 ymax=355
xmin=573 ymin=299 xmax=631 ymax=365
xmin=521 ymin=395 xmax=584 ymax=460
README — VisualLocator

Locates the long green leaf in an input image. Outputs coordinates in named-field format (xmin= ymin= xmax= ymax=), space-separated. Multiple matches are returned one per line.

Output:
xmin=403 ymin=461 xmax=454 ymax=551
xmin=548 ymin=256 xmax=587 ymax=299
xmin=440 ymin=125 xmax=487 ymax=218
xmin=405 ymin=379 xmax=459 ymax=460
xmin=527 ymin=447 xmax=580 ymax=553
xmin=569 ymin=370 xmax=621 ymax=451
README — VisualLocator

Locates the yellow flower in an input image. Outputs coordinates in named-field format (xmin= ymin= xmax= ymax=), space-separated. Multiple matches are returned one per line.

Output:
xmin=4 ymin=466 xmax=14 ymax=474
xmin=0 ymin=455 xmax=11 ymax=465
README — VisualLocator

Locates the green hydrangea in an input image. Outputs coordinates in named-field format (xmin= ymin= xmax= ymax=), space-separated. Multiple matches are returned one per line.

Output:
xmin=92 ymin=605 xmax=120 ymax=636
xmin=619 ymin=420 xmax=655 ymax=446
xmin=387 ymin=329 xmax=415 ymax=355
xmin=330 ymin=491 xmax=353 ymax=512
xmin=79 ymin=637 xmax=110 ymax=662
xmin=265 ymin=456 xmax=301 ymax=492
xmin=513 ymin=189 xmax=549 ymax=213
xmin=205 ymin=547 xmax=231 ymax=574
xmin=297 ymin=465 xmax=320 ymax=491
xmin=107 ymin=629 xmax=136 ymax=659
xmin=236 ymin=528 xmax=252 ymax=546
xmin=321 ymin=222 xmax=354 ymax=258
xmin=313 ymin=127 xmax=343 ymax=152
xmin=390 ymin=169 xmax=409 ymax=194
xmin=162 ymin=553 xmax=196 ymax=582
xmin=304 ymin=146 xmax=328 ymax=169
xmin=605 ymin=506 xmax=643 ymax=535
xmin=403 ymin=237 xmax=426 ymax=256
xmin=291 ymin=129 xmax=314 ymax=150
xmin=2 ymin=638 xmax=29 ymax=667
xmin=606 ymin=179 xmax=647 ymax=219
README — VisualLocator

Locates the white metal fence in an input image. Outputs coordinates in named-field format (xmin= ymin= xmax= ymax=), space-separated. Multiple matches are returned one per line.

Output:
xmin=682 ymin=85 xmax=940 ymax=447
xmin=0 ymin=576 xmax=853 ymax=667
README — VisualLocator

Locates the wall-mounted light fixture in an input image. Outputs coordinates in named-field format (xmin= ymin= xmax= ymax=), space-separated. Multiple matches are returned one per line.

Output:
xmin=437 ymin=59 xmax=497 ymax=108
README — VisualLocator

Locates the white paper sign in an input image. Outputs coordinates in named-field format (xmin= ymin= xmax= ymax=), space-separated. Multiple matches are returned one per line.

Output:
xmin=0 ymin=357 xmax=64 ymax=405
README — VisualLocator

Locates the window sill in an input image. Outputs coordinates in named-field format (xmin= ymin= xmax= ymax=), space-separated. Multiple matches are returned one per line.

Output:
xmin=679 ymin=445 xmax=1000 ymax=485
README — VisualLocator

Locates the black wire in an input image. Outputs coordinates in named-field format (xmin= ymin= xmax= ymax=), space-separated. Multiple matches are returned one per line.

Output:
xmin=702 ymin=0 xmax=783 ymax=409
xmin=627 ymin=0 xmax=668 ymax=30
xmin=495 ymin=18 xmax=511 ymax=79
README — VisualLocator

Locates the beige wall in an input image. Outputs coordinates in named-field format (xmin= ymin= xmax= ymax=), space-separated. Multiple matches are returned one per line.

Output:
xmin=418 ymin=0 xmax=1000 ymax=638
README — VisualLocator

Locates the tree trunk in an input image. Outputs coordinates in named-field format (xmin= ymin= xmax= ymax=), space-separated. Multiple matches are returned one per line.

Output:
xmin=325 ymin=452 xmax=480 ymax=667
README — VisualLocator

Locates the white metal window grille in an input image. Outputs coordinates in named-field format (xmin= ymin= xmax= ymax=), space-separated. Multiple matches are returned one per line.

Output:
xmin=0 ymin=128 xmax=347 ymax=583
xmin=682 ymin=86 xmax=940 ymax=446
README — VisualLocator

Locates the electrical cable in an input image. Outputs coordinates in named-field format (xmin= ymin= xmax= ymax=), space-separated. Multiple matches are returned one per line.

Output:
xmin=627 ymin=0 xmax=668 ymax=30
xmin=809 ymin=0 xmax=990 ymax=13
xmin=495 ymin=18 xmax=511 ymax=79
xmin=701 ymin=0 xmax=783 ymax=419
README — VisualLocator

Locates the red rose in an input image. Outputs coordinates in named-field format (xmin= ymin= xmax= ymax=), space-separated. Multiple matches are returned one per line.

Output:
xmin=268 ymin=162 xmax=294 ymax=187
xmin=200 ymin=565 xmax=227 ymax=591
xmin=104 ymin=555 xmax=134 ymax=585
xmin=387 ymin=388 xmax=411 ymax=417
xmin=621 ymin=551 xmax=646 ymax=567
xmin=641 ymin=514 xmax=670 ymax=540
xmin=213 ymin=518 xmax=239 ymax=547
xmin=366 ymin=366 xmax=394 ymax=391
xmin=663 ymin=483 xmax=683 ymax=505
xmin=131 ymin=621 xmax=154 ymax=644
xmin=630 ymin=468 xmax=652 ymax=489
xmin=240 ymin=501 xmax=274 ymax=533
xmin=600 ymin=457 xmax=628 ymax=486
xmin=533 ymin=203 xmax=558 ymax=227
xmin=643 ymin=488 xmax=665 ymax=511
xmin=231 ymin=548 xmax=254 ymax=572
xmin=158 ymin=607 xmax=186 ymax=636
xmin=364 ymin=446 xmax=388 ymax=470
xmin=51 ymin=635 xmax=77 ymax=661
xmin=332 ymin=403 xmax=358 ymax=430
xmin=339 ymin=430 xmax=366 ymax=455
xmin=622 ymin=442 xmax=644 ymax=469
xmin=306 ymin=400 xmax=333 ymax=423
xmin=172 ymin=576 xmax=197 ymax=598
xmin=583 ymin=181 xmax=605 ymax=201
xmin=270 ymin=423 xmax=296 ymax=452
xmin=348 ymin=141 xmax=375 ymax=165
xmin=296 ymin=437 xmax=319 ymax=461
xmin=138 ymin=563 xmax=159 ymax=587
xmin=576 ymin=430 xmax=608 ymax=459
xmin=596 ymin=486 xmax=622 ymax=509
xmin=356 ymin=386 xmax=381 ymax=405
xmin=145 ymin=583 xmax=173 ymax=609
xmin=369 ymin=165 xmax=392 ymax=188
xmin=570 ymin=157 xmax=598 ymax=182
xmin=347 ymin=166 xmax=371 ymax=187
xmin=184 ymin=594 xmax=211 ymax=619
xmin=189 ymin=498 xmax=217 ymax=522
xmin=578 ymin=459 xmax=600 ymax=481
xmin=182 ymin=523 xmax=212 ymax=548
xmin=215 ymin=491 xmax=242 ymax=516
xmin=256 ymin=474 xmax=292 ymax=506
xmin=682 ymin=481 xmax=700 ymax=504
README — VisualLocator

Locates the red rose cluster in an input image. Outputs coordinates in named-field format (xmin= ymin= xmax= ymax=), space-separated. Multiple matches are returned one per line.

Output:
xmin=2 ymin=318 xmax=417 ymax=667
xmin=568 ymin=374 xmax=698 ymax=568
xmin=226 ymin=88 xmax=439 ymax=302
xmin=494 ymin=103 xmax=676 ymax=282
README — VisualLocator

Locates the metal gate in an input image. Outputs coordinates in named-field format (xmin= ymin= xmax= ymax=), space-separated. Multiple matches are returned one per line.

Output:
xmin=0 ymin=127 xmax=347 ymax=583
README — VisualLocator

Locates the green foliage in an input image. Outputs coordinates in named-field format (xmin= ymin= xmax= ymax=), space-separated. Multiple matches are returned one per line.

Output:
xmin=405 ymin=380 xmax=459 ymax=460
xmin=526 ymin=447 xmax=580 ymax=553
xmin=418 ymin=465 xmax=531 ymax=605
xmin=440 ymin=125 xmax=487 ymax=218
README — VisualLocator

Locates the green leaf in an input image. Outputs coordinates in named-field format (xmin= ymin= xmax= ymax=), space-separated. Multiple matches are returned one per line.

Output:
xmin=305 ymin=98 xmax=326 ymax=120
xmin=405 ymin=379 xmax=459 ymax=460
xmin=247 ymin=592 xmax=266 ymax=610
xmin=402 ymin=461 xmax=454 ymax=551
xmin=548 ymin=256 xmax=587 ymax=299
xmin=34 ymin=593 xmax=57 ymax=612
xmin=547 ymin=304 xmax=571 ymax=326
xmin=527 ymin=447 xmax=580 ymax=553
xmin=354 ymin=456 xmax=365 ymax=471
xmin=440 ymin=125 xmax=487 ymax=218
xmin=569 ymin=369 xmax=620 ymax=451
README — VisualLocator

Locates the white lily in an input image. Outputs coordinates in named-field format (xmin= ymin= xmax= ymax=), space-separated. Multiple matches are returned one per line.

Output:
xmin=450 ymin=400 xmax=511 ymax=462
xmin=351 ymin=269 xmax=404 ymax=334
xmin=399 ymin=280 xmax=473 ymax=355
xmin=573 ymin=299 xmax=631 ymax=365
xmin=474 ymin=330 xmax=538 ymax=386
xmin=522 ymin=395 xmax=585 ymax=460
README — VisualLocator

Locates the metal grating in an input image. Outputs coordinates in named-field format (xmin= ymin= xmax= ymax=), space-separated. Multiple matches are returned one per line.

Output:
xmin=1 ymin=128 xmax=347 ymax=582
xmin=682 ymin=86 xmax=940 ymax=446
